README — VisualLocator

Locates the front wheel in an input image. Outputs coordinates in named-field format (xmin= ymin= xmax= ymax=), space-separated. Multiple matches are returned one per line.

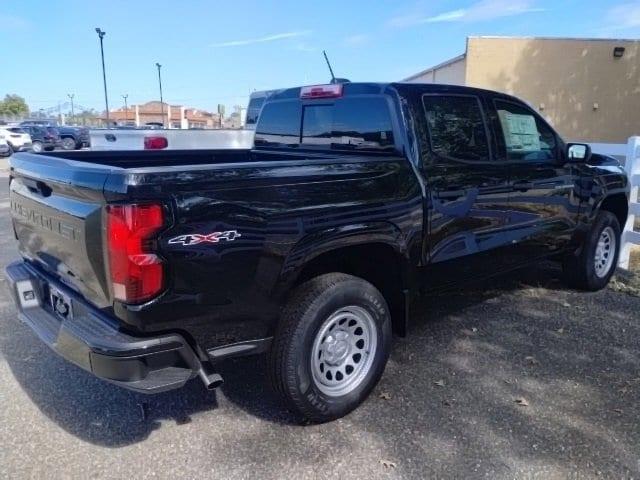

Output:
xmin=269 ymin=273 xmax=392 ymax=423
xmin=563 ymin=211 xmax=621 ymax=290
xmin=31 ymin=141 xmax=43 ymax=153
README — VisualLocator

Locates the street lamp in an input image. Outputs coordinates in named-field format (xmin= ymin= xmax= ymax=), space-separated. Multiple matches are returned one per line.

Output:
xmin=67 ymin=93 xmax=75 ymax=124
xmin=95 ymin=28 xmax=110 ymax=128
xmin=155 ymin=63 xmax=164 ymax=128
xmin=122 ymin=94 xmax=129 ymax=124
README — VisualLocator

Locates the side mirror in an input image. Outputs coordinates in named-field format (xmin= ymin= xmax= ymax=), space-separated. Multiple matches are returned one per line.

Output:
xmin=567 ymin=143 xmax=591 ymax=163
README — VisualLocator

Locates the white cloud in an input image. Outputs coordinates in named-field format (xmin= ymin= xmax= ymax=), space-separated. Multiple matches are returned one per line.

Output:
xmin=292 ymin=42 xmax=317 ymax=52
xmin=605 ymin=3 xmax=640 ymax=30
xmin=0 ymin=14 xmax=29 ymax=31
xmin=344 ymin=33 xmax=370 ymax=47
xmin=388 ymin=0 xmax=544 ymax=28
xmin=210 ymin=30 xmax=311 ymax=48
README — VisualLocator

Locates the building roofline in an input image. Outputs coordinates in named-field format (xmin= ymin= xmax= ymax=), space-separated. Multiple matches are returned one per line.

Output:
xmin=403 ymin=53 xmax=466 ymax=82
xmin=402 ymin=35 xmax=638 ymax=82
xmin=468 ymin=35 xmax=640 ymax=43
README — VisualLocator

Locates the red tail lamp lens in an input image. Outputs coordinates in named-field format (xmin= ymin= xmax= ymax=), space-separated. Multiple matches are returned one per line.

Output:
xmin=107 ymin=204 xmax=164 ymax=303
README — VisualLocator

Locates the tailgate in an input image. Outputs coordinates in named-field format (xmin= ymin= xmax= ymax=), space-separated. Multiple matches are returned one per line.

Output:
xmin=9 ymin=153 xmax=113 ymax=307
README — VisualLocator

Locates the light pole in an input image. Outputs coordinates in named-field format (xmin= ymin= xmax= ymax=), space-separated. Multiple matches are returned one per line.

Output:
xmin=95 ymin=28 xmax=110 ymax=127
xmin=67 ymin=93 xmax=75 ymax=124
xmin=122 ymin=94 xmax=129 ymax=124
xmin=155 ymin=63 xmax=164 ymax=128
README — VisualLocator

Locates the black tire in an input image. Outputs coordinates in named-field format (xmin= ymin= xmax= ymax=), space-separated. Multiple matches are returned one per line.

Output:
xmin=269 ymin=273 xmax=392 ymax=423
xmin=563 ymin=211 xmax=621 ymax=291
xmin=31 ymin=141 xmax=43 ymax=153
xmin=61 ymin=137 xmax=76 ymax=150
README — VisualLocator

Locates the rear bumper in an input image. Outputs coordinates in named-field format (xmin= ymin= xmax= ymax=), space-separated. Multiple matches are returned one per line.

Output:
xmin=14 ymin=142 xmax=33 ymax=152
xmin=5 ymin=260 xmax=203 ymax=393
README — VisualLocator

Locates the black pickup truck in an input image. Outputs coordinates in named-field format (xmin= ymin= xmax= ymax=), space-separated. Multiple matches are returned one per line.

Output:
xmin=5 ymin=82 xmax=629 ymax=422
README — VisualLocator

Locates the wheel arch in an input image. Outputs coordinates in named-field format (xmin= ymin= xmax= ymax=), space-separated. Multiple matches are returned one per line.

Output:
xmin=277 ymin=224 xmax=414 ymax=336
xmin=598 ymin=193 xmax=629 ymax=230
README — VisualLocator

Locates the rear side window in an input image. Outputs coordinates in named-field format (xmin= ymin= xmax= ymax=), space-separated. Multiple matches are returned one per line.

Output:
xmin=246 ymin=97 xmax=266 ymax=126
xmin=422 ymin=95 xmax=489 ymax=161
xmin=493 ymin=99 xmax=557 ymax=161
xmin=255 ymin=96 xmax=396 ymax=152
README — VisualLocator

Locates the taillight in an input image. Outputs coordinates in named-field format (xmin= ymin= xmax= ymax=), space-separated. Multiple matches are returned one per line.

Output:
xmin=300 ymin=84 xmax=343 ymax=99
xmin=144 ymin=136 xmax=168 ymax=150
xmin=106 ymin=204 xmax=165 ymax=303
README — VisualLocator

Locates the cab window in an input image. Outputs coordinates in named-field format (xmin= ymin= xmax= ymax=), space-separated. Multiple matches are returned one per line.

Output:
xmin=255 ymin=96 xmax=396 ymax=153
xmin=302 ymin=97 xmax=395 ymax=152
xmin=493 ymin=99 xmax=557 ymax=161
xmin=254 ymin=100 xmax=302 ymax=147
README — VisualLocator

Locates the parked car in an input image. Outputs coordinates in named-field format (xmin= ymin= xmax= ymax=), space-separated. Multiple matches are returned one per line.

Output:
xmin=0 ymin=138 xmax=11 ymax=157
xmin=57 ymin=126 xmax=91 ymax=150
xmin=0 ymin=126 xmax=32 ymax=153
xmin=5 ymin=82 xmax=629 ymax=423
xmin=19 ymin=125 xmax=58 ymax=152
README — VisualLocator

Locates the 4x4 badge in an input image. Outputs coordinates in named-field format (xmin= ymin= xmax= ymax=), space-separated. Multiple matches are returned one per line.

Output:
xmin=168 ymin=230 xmax=241 ymax=246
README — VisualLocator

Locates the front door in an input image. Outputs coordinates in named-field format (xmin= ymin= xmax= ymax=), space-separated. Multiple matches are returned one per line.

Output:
xmin=419 ymin=92 xmax=513 ymax=290
xmin=489 ymin=97 xmax=581 ymax=262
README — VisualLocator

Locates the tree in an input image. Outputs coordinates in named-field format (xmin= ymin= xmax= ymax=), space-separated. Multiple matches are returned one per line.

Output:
xmin=0 ymin=94 xmax=29 ymax=117
xmin=75 ymin=109 xmax=100 ymax=126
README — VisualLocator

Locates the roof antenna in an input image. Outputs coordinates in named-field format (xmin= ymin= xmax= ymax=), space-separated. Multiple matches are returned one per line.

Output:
xmin=323 ymin=50 xmax=336 ymax=84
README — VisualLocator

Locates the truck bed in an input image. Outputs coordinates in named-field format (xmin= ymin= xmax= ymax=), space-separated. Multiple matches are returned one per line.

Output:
xmin=40 ymin=149 xmax=253 ymax=168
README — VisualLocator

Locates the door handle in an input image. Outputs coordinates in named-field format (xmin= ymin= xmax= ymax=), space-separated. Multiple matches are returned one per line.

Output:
xmin=23 ymin=178 xmax=52 ymax=197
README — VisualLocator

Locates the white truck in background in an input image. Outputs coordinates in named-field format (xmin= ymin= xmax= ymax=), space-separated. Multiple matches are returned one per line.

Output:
xmin=90 ymin=90 xmax=276 ymax=151
xmin=89 ymin=128 xmax=254 ymax=151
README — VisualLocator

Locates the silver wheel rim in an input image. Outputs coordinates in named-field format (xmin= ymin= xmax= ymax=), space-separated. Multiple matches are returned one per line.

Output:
xmin=310 ymin=306 xmax=378 ymax=397
xmin=594 ymin=226 xmax=616 ymax=278
xmin=32 ymin=142 xmax=42 ymax=153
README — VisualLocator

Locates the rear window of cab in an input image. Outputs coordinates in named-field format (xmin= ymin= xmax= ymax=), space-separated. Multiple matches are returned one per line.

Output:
xmin=255 ymin=96 xmax=396 ymax=153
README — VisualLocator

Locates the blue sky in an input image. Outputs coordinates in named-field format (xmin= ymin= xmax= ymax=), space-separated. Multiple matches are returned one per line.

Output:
xmin=1 ymin=0 xmax=638 ymax=114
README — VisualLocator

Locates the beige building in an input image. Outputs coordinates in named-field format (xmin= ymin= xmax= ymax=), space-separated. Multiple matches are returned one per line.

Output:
xmin=405 ymin=36 xmax=640 ymax=143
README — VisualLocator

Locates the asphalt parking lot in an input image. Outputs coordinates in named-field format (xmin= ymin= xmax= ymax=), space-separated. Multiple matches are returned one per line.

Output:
xmin=0 ymin=166 xmax=639 ymax=479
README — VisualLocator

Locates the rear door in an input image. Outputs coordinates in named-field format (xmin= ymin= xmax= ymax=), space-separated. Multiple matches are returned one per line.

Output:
xmin=418 ymin=92 xmax=513 ymax=288
xmin=489 ymin=97 xmax=581 ymax=261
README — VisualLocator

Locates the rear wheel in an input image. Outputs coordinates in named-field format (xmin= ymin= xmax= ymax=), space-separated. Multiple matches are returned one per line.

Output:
xmin=269 ymin=273 xmax=392 ymax=423
xmin=31 ymin=141 xmax=43 ymax=153
xmin=563 ymin=211 xmax=621 ymax=290
xmin=61 ymin=137 xmax=76 ymax=150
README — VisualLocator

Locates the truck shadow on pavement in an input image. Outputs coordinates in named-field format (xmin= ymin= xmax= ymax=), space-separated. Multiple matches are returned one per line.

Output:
xmin=1 ymin=262 xmax=639 ymax=476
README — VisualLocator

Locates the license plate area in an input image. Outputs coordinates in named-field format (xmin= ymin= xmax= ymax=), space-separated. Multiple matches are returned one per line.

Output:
xmin=50 ymin=286 xmax=73 ymax=321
